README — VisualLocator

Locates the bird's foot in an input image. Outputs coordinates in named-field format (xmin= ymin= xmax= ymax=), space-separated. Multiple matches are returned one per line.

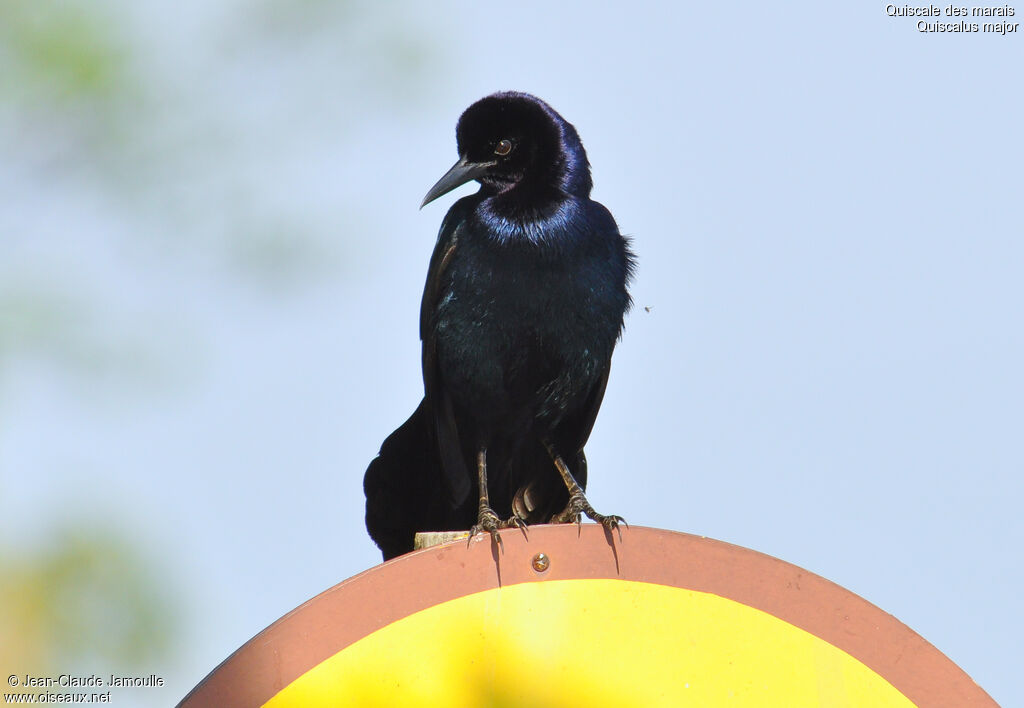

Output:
xmin=551 ymin=489 xmax=627 ymax=541
xmin=505 ymin=513 xmax=529 ymax=538
xmin=469 ymin=508 xmax=527 ymax=551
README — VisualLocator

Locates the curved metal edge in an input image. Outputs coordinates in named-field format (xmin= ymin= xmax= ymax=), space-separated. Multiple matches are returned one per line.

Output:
xmin=177 ymin=525 xmax=997 ymax=708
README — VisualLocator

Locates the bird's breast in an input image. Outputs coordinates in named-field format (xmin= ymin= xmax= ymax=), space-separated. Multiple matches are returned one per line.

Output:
xmin=432 ymin=235 xmax=619 ymax=422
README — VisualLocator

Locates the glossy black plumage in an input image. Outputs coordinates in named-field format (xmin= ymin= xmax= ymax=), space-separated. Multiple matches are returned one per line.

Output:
xmin=364 ymin=92 xmax=634 ymax=560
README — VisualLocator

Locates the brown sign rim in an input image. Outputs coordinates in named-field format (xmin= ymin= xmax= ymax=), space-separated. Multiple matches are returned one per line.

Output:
xmin=178 ymin=525 xmax=996 ymax=707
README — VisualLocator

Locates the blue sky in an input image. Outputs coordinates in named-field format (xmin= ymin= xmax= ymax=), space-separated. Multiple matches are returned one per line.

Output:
xmin=2 ymin=2 xmax=1020 ymax=705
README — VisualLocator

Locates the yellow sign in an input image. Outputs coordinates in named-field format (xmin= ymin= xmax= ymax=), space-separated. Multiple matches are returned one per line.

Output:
xmin=265 ymin=579 xmax=913 ymax=707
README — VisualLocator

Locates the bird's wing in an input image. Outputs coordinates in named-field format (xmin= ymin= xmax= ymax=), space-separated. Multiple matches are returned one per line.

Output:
xmin=420 ymin=206 xmax=472 ymax=507
xmin=561 ymin=361 xmax=611 ymax=455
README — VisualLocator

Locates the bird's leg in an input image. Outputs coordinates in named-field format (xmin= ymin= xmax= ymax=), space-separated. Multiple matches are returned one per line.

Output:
xmin=468 ymin=449 xmax=527 ymax=551
xmin=469 ymin=449 xmax=504 ymax=550
xmin=544 ymin=441 xmax=627 ymax=539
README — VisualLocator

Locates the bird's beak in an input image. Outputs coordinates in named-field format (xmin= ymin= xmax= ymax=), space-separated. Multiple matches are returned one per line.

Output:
xmin=421 ymin=155 xmax=495 ymax=208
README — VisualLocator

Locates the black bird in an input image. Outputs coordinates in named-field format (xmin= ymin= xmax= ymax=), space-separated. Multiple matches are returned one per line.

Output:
xmin=364 ymin=92 xmax=634 ymax=561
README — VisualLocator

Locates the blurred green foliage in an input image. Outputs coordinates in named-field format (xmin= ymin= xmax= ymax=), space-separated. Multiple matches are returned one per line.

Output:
xmin=0 ymin=1 xmax=130 ymax=103
xmin=0 ymin=521 xmax=176 ymax=675
xmin=0 ymin=0 xmax=435 ymax=376
xmin=1 ymin=0 xmax=433 ymax=284
xmin=0 ymin=0 xmax=435 ymax=696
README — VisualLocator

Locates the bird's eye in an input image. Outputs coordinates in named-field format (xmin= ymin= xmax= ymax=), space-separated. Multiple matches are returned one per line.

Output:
xmin=494 ymin=139 xmax=514 ymax=156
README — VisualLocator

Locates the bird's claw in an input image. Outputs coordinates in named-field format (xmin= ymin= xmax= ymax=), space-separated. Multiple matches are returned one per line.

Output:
xmin=550 ymin=500 xmax=582 ymax=525
xmin=470 ymin=508 xmax=505 ymax=552
xmin=505 ymin=515 xmax=529 ymax=538
xmin=469 ymin=509 xmax=531 ymax=552
xmin=551 ymin=490 xmax=625 ymax=540
xmin=593 ymin=513 xmax=627 ymax=542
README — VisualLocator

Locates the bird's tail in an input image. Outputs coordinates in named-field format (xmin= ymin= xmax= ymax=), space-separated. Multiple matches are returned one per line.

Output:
xmin=363 ymin=399 xmax=445 ymax=560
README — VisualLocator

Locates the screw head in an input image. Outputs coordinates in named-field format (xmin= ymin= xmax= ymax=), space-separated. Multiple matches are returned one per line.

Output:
xmin=532 ymin=552 xmax=550 ymax=573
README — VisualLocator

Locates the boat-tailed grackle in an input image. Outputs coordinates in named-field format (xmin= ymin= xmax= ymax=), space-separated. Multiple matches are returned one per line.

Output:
xmin=364 ymin=92 xmax=635 ymax=560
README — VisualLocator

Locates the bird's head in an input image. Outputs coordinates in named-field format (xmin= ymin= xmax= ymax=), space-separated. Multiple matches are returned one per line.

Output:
xmin=421 ymin=92 xmax=592 ymax=209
